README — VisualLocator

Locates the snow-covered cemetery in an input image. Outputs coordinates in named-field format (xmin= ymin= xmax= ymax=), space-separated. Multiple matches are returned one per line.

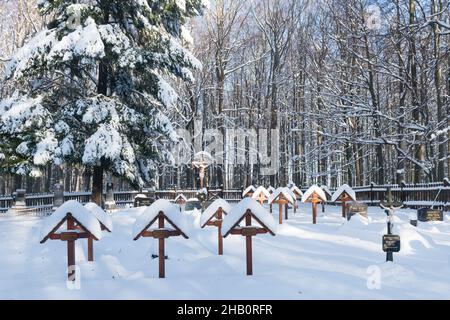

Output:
xmin=0 ymin=0 xmax=450 ymax=301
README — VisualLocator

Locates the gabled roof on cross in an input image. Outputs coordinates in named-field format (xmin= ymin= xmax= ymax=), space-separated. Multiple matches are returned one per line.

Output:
xmin=290 ymin=185 xmax=303 ymax=197
xmin=242 ymin=185 xmax=256 ymax=197
xmin=301 ymin=185 xmax=327 ymax=203
xmin=133 ymin=199 xmax=189 ymax=240
xmin=331 ymin=184 xmax=356 ymax=202
xmin=320 ymin=185 xmax=333 ymax=198
xmin=175 ymin=194 xmax=188 ymax=202
xmin=269 ymin=187 xmax=295 ymax=204
xmin=200 ymin=199 xmax=233 ymax=228
xmin=251 ymin=186 xmax=271 ymax=200
xmin=84 ymin=202 xmax=113 ymax=232
xmin=222 ymin=198 xmax=277 ymax=237
xmin=40 ymin=200 xmax=102 ymax=243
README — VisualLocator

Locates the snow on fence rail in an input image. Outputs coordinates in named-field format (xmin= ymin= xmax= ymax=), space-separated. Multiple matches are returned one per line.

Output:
xmin=326 ymin=182 xmax=449 ymax=211
xmin=0 ymin=189 xmax=244 ymax=214
xmin=0 ymin=184 xmax=448 ymax=215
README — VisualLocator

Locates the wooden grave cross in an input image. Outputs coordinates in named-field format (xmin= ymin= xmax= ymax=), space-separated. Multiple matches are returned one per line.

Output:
xmin=302 ymin=186 xmax=327 ymax=224
xmin=269 ymin=189 xmax=294 ymax=224
xmin=200 ymin=200 xmax=232 ymax=255
xmin=84 ymin=202 xmax=113 ymax=262
xmin=40 ymin=202 xmax=101 ymax=281
xmin=223 ymin=206 xmax=276 ymax=275
xmin=331 ymin=185 xmax=357 ymax=218
xmin=134 ymin=207 xmax=188 ymax=278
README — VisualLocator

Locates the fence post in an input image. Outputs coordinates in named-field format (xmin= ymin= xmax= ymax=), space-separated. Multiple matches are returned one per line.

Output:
xmin=105 ymin=182 xmax=116 ymax=211
xmin=370 ymin=182 xmax=375 ymax=206
xmin=52 ymin=183 xmax=64 ymax=211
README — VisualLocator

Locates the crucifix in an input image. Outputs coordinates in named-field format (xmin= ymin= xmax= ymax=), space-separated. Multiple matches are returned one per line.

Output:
xmin=192 ymin=152 xmax=213 ymax=190
xmin=380 ymin=188 xmax=403 ymax=262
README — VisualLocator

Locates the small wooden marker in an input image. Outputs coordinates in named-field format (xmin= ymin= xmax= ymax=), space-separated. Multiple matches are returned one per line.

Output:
xmin=223 ymin=202 xmax=276 ymax=276
xmin=331 ymin=185 xmax=357 ymax=219
xmin=40 ymin=201 xmax=101 ymax=281
xmin=134 ymin=200 xmax=189 ymax=278
xmin=302 ymin=185 xmax=327 ymax=224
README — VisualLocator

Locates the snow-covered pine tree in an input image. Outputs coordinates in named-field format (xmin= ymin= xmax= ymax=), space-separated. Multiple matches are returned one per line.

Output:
xmin=0 ymin=0 xmax=207 ymax=204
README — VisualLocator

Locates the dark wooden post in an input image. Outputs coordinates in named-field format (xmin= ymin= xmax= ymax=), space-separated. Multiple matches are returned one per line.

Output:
xmin=67 ymin=217 xmax=76 ymax=280
xmin=312 ymin=194 xmax=318 ymax=224
xmin=322 ymin=200 xmax=325 ymax=213
xmin=245 ymin=212 xmax=252 ymax=276
xmin=88 ymin=236 xmax=94 ymax=262
xmin=217 ymin=208 xmax=223 ymax=255
xmin=342 ymin=193 xmax=347 ymax=218
xmin=285 ymin=203 xmax=289 ymax=220
xmin=158 ymin=213 xmax=165 ymax=279
xmin=278 ymin=203 xmax=283 ymax=224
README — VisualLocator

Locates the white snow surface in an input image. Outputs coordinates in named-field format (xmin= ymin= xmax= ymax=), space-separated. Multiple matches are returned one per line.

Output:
xmin=2 ymin=204 xmax=450 ymax=299
xmin=242 ymin=185 xmax=256 ymax=196
xmin=331 ymin=184 xmax=357 ymax=202
xmin=269 ymin=187 xmax=295 ymax=204
xmin=40 ymin=200 xmax=102 ymax=241
xmin=301 ymin=185 xmax=328 ymax=203
xmin=222 ymin=198 xmax=277 ymax=236
xmin=200 ymin=199 xmax=233 ymax=227
xmin=133 ymin=199 xmax=189 ymax=239
xmin=84 ymin=202 xmax=113 ymax=232
xmin=251 ymin=186 xmax=271 ymax=200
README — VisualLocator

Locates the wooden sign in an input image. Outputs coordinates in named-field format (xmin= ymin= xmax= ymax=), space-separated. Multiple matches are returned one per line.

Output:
xmin=301 ymin=185 xmax=327 ymax=224
xmin=331 ymin=185 xmax=356 ymax=218
xmin=222 ymin=198 xmax=276 ymax=275
xmin=417 ymin=208 xmax=443 ymax=222
xmin=382 ymin=235 xmax=401 ymax=253
xmin=133 ymin=199 xmax=188 ymax=278
xmin=346 ymin=202 xmax=368 ymax=221
xmin=40 ymin=200 xmax=102 ymax=280
xmin=269 ymin=188 xmax=295 ymax=224
xmin=200 ymin=199 xmax=232 ymax=255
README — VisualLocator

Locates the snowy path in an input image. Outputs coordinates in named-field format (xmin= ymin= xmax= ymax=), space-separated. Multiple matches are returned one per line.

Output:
xmin=0 ymin=204 xmax=449 ymax=299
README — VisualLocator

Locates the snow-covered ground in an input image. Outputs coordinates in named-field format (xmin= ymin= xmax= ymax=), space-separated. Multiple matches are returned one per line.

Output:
xmin=1 ymin=203 xmax=450 ymax=300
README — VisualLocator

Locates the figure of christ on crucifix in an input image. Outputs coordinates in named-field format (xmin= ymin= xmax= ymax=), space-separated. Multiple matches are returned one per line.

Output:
xmin=192 ymin=152 xmax=213 ymax=189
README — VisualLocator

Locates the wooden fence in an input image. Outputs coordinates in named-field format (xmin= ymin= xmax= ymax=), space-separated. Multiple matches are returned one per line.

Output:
xmin=0 ymin=183 xmax=448 ymax=215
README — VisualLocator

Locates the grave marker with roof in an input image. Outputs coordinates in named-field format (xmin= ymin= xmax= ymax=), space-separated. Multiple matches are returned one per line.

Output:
xmin=133 ymin=199 xmax=189 ymax=278
xmin=222 ymin=198 xmax=276 ymax=275
xmin=200 ymin=199 xmax=233 ymax=255
xmin=40 ymin=200 xmax=102 ymax=280
xmin=302 ymin=185 xmax=327 ymax=224
xmin=331 ymin=184 xmax=357 ymax=218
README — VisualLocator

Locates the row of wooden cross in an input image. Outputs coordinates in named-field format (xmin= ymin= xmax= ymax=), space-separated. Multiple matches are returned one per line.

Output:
xmin=39 ymin=184 xmax=358 ymax=281
xmin=242 ymin=184 xmax=357 ymax=225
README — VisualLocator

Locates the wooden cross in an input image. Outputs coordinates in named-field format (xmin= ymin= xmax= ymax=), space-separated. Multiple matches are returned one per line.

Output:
xmin=41 ymin=213 xmax=98 ymax=280
xmin=202 ymin=207 xmax=225 ymax=255
xmin=272 ymin=195 xmax=290 ymax=224
xmin=256 ymin=192 xmax=267 ymax=205
xmin=134 ymin=211 xmax=188 ymax=278
xmin=225 ymin=209 xmax=273 ymax=275
xmin=308 ymin=193 xmax=322 ymax=224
